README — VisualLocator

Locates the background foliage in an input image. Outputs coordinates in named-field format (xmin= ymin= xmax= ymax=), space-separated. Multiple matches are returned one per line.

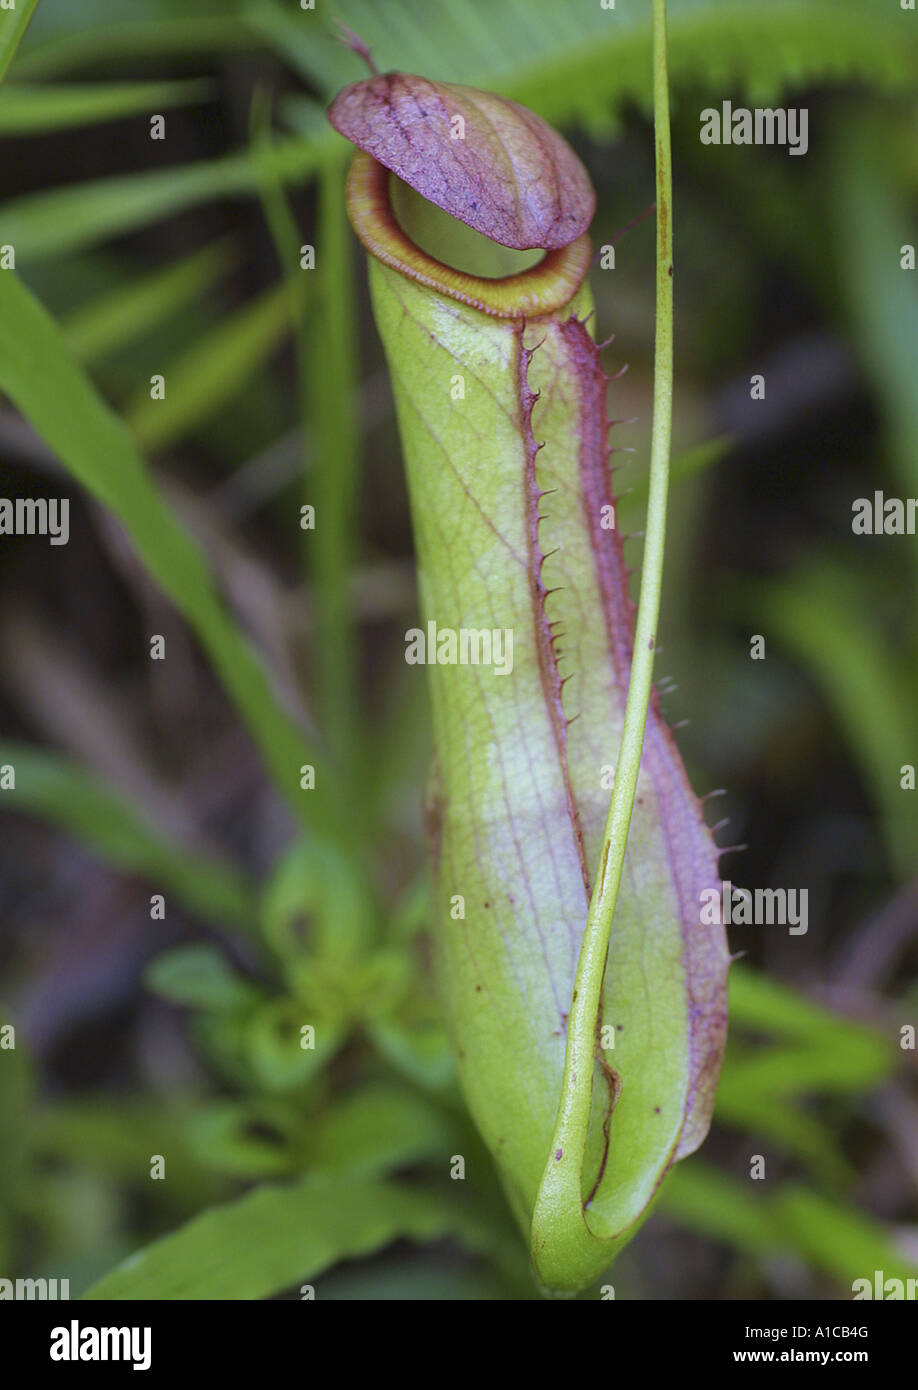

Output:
xmin=0 ymin=0 xmax=916 ymax=1299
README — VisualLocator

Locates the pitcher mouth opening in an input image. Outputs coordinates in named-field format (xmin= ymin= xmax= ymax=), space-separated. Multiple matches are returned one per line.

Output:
xmin=345 ymin=151 xmax=592 ymax=320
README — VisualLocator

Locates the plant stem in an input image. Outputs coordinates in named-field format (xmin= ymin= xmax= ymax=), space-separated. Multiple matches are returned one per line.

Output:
xmin=577 ymin=0 xmax=675 ymax=1052
xmin=532 ymin=0 xmax=675 ymax=1263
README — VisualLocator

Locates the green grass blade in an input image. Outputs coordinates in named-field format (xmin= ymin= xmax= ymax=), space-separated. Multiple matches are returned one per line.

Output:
xmin=721 ymin=1040 xmax=891 ymax=1100
xmin=0 ymin=271 xmax=320 ymax=824
xmin=663 ymin=1164 xmax=918 ymax=1287
xmin=717 ymin=967 xmax=895 ymax=1183
xmin=248 ymin=104 xmax=363 ymax=815
xmin=625 ymin=434 xmax=733 ymax=509
xmin=757 ymin=566 xmax=916 ymax=875
xmin=0 ymin=78 xmax=214 ymax=134
xmin=776 ymin=1185 xmax=918 ymax=1288
xmin=660 ymin=1162 xmax=782 ymax=1256
xmin=0 ymin=741 xmax=257 ymax=930
xmin=245 ymin=0 xmax=357 ymax=98
xmin=306 ymin=158 xmax=362 ymax=801
xmin=13 ymin=14 xmax=255 ymax=79
xmin=62 ymin=239 xmax=238 ymax=366
xmin=729 ymin=963 xmax=892 ymax=1059
xmin=833 ymin=117 xmax=918 ymax=505
xmin=0 ymin=0 xmax=39 ymax=83
xmin=0 ymin=136 xmax=334 ymax=264
xmin=714 ymin=1077 xmax=855 ymax=1188
xmin=125 ymin=283 xmax=293 ymax=452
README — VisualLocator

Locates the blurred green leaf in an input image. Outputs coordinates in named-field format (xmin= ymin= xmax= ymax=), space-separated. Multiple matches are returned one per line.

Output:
xmin=261 ymin=838 xmax=375 ymax=965
xmin=663 ymin=1164 xmax=918 ymax=1287
xmin=33 ymin=1098 xmax=220 ymax=1205
xmin=714 ymin=967 xmax=896 ymax=1183
xmin=661 ymin=1162 xmax=782 ymax=1256
xmin=722 ymin=1041 xmax=890 ymax=1100
xmin=62 ymin=239 xmax=238 ymax=366
xmin=0 ymin=0 xmax=39 ymax=83
xmin=145 ymin=946 xmax=260 ymax=1013
xmin=776 ymin=1185 xmax=918 ymax=1287
xmin=757 ymin=565 xmax=917 ymax=875
xmin=0 ymin=272 xmax=320 ymax=823
xmin=248 ymin=100 xmax=363 ymax=801
xmin=83 ymin=1172 xmax=492 ymax=1299
xmin=187 ymin=1100 xmax=303 ymax=1178
xmin=367 ymin=1011 xmax=457 ymax=1096
xmin=729 ymin=964 xmax=894 ymax=1071
xmin=125 ymin=284 xmax=293 ymax=451
xmin=714 ymin=1072 xmax=855 ymax=1188
xmin=833 ymin=115 xmax=918 ymax=504
xmin=307 ymin=1083 xmax=458 ymax=1176
xmin=0 ymin=1022 xmax=34 ymax=1264
xmin=244 ymin=997 xmax=344 ymax=1092
xmin=15 ymin=4 xmax=255 ymax=78
xmin=305 ymin=159 xmax=362 ymax=801
xmin=0 ymin=136 xmax=335 ymax=263
xmin=285 ymin=949 xmax=412 ymax=1031
xmin=387 ymin=875 xmax=430 ymax=944
xmin=0 ymin=78 xmax=213 ymax=133
xmin=0 ymin=741 xmax=257 ymax=929
xmin=626 ymin=435 xmax=733 ymax=508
